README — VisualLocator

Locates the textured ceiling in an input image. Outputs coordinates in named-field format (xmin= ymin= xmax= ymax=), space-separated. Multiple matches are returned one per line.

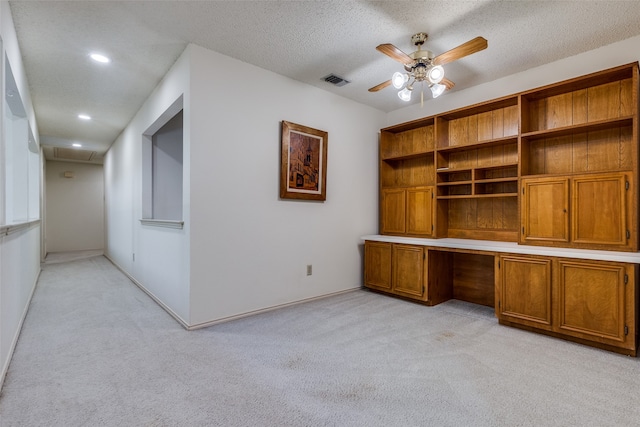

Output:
xmin=9 ymin=1 xmax=640 ymax=160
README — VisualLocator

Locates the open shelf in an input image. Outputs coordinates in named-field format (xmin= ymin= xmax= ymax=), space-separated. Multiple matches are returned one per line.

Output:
xmin=521 ymin=116 xmax=633 ymax=140
xmin=437 ymin=135 xmax=518 ymax=153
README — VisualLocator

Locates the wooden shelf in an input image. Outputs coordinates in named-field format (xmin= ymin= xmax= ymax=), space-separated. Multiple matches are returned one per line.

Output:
xmin=475 ymin=177 xmax=518 ymax=184
xmin=521 ymin=116 xmax=633 ymax=140
xmin=381 ymin=150 xmax=434 ymax=162
xmin=437 ymin=181 xmax=472 ymax=187
xmin=437 ymin=135 xmax=518 ymax=153
xmin=437 ymin=193 xmax=518 ymax=200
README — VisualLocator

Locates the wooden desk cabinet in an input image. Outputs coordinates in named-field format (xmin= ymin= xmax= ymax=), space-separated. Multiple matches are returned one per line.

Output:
xmin=364 ymin=241 xmax=453 ymax=305
xmin=498 ymin=255 xmax=637 ymax=355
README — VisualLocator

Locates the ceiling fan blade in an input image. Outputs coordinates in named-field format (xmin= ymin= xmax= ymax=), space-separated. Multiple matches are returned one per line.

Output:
xmin=433 ymin=37 xmax=488 ymax=66
xmin=376 ymin=43 xmax=414 ymax=65
xmin=368 ymin=79 xmax=392 ymax=92
xmin=441 ymin=77 xmax=455 ymax=90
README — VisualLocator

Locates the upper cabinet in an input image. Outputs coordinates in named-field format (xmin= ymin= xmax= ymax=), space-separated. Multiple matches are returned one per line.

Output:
xmin=378 ymin=62 xmax=639 ymax=251
xmin=380 ymin=119 xmax=436 ymax=237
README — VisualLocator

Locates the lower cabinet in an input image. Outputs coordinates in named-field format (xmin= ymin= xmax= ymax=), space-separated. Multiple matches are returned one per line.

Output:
xmin=364 ymin=241 xmax=427 ymax=302
xmin=499 ymin=255 xmax=553 ymax=331
xmin=364 ymin=241 xmax=450 ymax=305
xmin=498 ymin=255 xmax=638 ymax=355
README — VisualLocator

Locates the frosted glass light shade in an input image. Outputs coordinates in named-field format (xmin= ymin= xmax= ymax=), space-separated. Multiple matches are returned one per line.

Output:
xmin=392 ymin=72 xmax=408 ymax=89
xmin=430 ymin=83 xmax=446 ymax=98
xmin=427 ymin=65 xmax=444 ymax=84
xmin=398 ymin=87 xmax=412 ymax=101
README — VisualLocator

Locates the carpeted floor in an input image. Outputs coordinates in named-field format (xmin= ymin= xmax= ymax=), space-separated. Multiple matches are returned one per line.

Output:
xmin=1 ymin=255 xmax=639 ymax=426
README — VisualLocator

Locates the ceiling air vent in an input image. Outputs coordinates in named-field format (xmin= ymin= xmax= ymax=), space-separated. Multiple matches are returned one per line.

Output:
xmin=53 ymin=147 xmax=96 ymax=162
xmin=323 ymin=74 xmax=350 ymax=87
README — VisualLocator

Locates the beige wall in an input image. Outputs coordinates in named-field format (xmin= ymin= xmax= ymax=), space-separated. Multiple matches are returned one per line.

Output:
xmin=45 ymin=161 xmax=104 ymax=253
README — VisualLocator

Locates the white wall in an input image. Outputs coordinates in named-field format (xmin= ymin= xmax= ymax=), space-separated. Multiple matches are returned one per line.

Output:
xmin=45 ymin=161 xmax=104 ymax=253
xmin=0 ymin=0 xmax=41 ymax=388
xmin=188 ymin=44 xmax=384 ymax=326
xmin=387 ymin=35 xmax=640 ymax=126
xmin=105 ymin=43 xmax=384 ymax=327
xmin=105 ymin=49 xmax=191 ymax=323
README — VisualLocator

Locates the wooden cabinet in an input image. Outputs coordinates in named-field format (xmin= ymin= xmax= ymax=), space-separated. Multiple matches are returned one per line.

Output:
xmin=380 ymin=189 xmax=406 ymax=234
xmin=521 ymin=177 xmax=569 ymax=243
xmin=406 ymin=187 xmax=435 ymax=235
xmin=380 ymin=120 xmax=436 ymax=238
xmin=364 ymin=241 xmax=426 ymax=301
xmin=499 ymin=255 xmax=553 ymax=331
xmin=371 ymin=62 xmax=640 ymax=356
xmin=557 ymin=259 xmax=635 ymax=351
xmin=571 ymin=174 xmax=628 ymax=247
xmin=364 ymin=241 xmax=457 ymax=305
xmin=381 ymin=187 xmax=435 ymax=236
xmin=364 ymin=241 xmax=392 ymax=292
xmin=392 ymin=244 xmax=426 ymax=299
xmin=521 ymin=172 xmax=630 ymax=250
xmin=498 ymin=255 xmax=638 ymax=355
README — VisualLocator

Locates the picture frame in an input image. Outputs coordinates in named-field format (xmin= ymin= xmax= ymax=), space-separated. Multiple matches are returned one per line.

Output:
xmin=280 ymin=120 xmax=328 ymax=201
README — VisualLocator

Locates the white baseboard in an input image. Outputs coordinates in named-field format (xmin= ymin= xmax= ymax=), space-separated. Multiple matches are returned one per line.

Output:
xmin=0 ymin=267 xmax=42 ymax=390
xmin=186 ymin=287 xmax=361 ymax=331
xmin=104 ymin=252 xmax=361 ymax=332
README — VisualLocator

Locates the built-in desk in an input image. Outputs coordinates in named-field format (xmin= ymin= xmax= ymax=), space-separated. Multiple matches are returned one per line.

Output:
xmin=362 ymin=235 xmax=640 ymax=356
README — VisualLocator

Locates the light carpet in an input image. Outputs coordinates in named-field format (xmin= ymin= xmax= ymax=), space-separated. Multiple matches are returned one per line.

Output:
xmin=1 ymin=255 xmax=639 ymax=426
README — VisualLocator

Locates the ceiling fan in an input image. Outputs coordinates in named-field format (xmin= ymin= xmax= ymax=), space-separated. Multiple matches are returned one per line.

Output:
xmin=369 ymin=33 xmax=488 ymax=104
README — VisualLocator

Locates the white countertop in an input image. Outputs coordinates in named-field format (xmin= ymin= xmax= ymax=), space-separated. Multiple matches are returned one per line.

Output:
xmin=361 ymin=234 xmax=640 ymax=264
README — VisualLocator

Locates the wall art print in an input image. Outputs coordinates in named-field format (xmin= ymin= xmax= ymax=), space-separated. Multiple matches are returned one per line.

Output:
xmin=280 ymin=120 xmax=328 ymax=201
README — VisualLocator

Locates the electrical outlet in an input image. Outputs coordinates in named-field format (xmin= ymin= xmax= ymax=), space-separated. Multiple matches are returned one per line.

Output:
xmin=306 ymin=264 xmax=312 ymax=276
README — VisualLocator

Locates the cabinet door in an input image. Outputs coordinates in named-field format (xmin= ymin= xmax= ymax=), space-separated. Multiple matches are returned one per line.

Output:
xmin=381 ymin=189 xmax=406 ymax=234
xmin=392 ymin=244 xmax=425 ymax=299
xmin=572 ymin=173 xmax=627 ymax=247
xmin=364 ymin=241 xmax=392 ymax=292
xmin=557 ymin=260 xmax=632 ymax=349
xmin=521 ymin=177 xmax=569 ymax=244
xmin=406 ymin=187 xmax=434 ymax=236
xmin=499 ymin=256 xmax=553 ymax=331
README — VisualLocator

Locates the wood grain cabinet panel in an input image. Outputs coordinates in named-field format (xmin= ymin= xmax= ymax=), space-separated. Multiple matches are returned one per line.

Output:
xmin=381 ymin=189 xmax=406 ymax=234
xmin=364 ymin=241 xmax=392 ymax=292
xmin=392 ymin=244 xmax=426 ymax=299
xmin=499 ymin=256 xmax=553 ymax=330
xmin=572 ymin=173 xmax=627 ymax=246
xmin=406 ymin=187 xmax=434 ymax=236
xmin=557 ymin=260 xmax=633 ymax=350
xmin=521 ymin=177 xmax=569 ymax=243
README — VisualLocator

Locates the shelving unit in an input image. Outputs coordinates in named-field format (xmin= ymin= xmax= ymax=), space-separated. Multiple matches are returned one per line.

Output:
xmin=380 ymin=119 xmax=436 ymax=237
xmin=367 ymin=63 xmax=640 ymax=355
xmin=377 ymin=62 xmax=638 ymax=248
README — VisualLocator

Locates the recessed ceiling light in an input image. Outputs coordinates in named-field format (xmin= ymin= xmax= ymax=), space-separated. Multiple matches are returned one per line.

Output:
xmin=90 ymin=53 xmax=110 ymax=63
xmin=78 ymin=114 xmax=91 ymax=120
xmin=72 ymin=143 xmax=82 ymax=148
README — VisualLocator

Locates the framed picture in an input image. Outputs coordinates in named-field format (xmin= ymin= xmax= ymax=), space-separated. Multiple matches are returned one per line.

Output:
xmin=280 ymin=120 xmax=328 ymax=201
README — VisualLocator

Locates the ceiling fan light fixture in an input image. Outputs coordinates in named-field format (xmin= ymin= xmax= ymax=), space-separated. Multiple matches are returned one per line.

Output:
xmin=90 ymin=53 xmax=110 ymax=63
xmin=398 ymin=87 xmax=412 ymax=102
xmin=391 ymin=72 xmax=408 ymax=89
xmin=430 ymin=83 xmax=446 ymax=98
xmin=427 ymin=65 xmax=444 ymax=84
